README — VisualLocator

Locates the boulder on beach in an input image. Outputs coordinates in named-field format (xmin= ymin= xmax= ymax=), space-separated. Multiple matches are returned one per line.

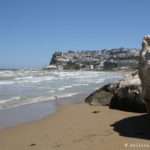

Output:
xmin=85 ymin=83 xmax=118 ymax=106
xmin=109 ymin=74 xmax=146 ymax=113
xmin=85 ymin=72 xmax=146 ymax=113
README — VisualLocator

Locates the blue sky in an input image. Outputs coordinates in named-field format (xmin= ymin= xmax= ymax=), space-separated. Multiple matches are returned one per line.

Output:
xmin=0 ymin=0 xmax=150 ymax=68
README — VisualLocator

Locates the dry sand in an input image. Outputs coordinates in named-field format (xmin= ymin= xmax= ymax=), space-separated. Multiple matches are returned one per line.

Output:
xmin=0 ymin=103 xmax=150 ymax=150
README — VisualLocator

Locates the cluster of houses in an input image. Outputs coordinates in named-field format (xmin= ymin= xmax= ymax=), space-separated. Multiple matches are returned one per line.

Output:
xmin=44 ymin=48 xmax=140 ymax=71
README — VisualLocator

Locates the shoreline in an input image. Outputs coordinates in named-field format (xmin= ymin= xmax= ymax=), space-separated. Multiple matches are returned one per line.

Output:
xmin=0 ymin=93 xmax=86 ymax=129
xmin=0 ymin=102 xmax=149 ymax=150
xmin=0 ymin=72 xmax=124 ymax=129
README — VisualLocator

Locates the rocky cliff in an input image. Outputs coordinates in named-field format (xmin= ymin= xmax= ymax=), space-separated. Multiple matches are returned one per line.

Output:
xmin=50 ymin=48 xmax=139 ymax=70
xmin=139 ymin=35 xmax=150 ymax=112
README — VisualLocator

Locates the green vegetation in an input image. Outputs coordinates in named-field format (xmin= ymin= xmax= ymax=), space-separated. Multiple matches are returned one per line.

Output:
xmin=64 ymin=61 xmax=80 ymax=70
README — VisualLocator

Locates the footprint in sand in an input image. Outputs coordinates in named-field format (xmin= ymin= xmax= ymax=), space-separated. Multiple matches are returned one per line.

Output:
xmin=101 ymin=129 xmax=113 ymax=136
xmin=92 ymin=111 xmax=100 ymax=114
xmin=53 ymin=143 xmax=63 ymax=148
xmin=73 ymin=134 xmax=102 ymax=143
xmin=29 ymin=143 xmax=36 ymax=146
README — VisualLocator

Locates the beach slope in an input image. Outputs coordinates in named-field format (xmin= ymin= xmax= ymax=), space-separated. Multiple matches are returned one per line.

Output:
xmin=0 ymin=103 xmax=149 ymax=150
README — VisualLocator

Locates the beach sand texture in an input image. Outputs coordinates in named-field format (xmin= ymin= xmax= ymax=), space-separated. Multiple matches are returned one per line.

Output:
xmin=0 ymin=103 xmax=150 ymax=150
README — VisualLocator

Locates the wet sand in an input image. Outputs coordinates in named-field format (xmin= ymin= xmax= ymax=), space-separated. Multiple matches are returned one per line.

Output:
xmin=0 ymin=103 xmax=149 ymax=150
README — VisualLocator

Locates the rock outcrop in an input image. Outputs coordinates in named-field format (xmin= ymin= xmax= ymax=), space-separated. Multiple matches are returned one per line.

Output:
xmin=50 ymin=48 xmax=139 ymax=71
xmin=85 ymin=72 xmax=146 ymax=113
xmin=85 ymin=83 xmax=117 ymax=106
xmin=139 ymin=35 xmax=150 ymax=113
xmin=109 ymin=74 xmax=146 ymax=113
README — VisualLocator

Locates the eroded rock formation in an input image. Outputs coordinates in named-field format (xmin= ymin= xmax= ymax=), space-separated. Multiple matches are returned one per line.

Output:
xmin=109 ymin=73 xmax=146 ymax=113
xmin=85 ymin=72 xmax=146 ymax=113
xmin=139 ymin=35 xmax=150 ymax=112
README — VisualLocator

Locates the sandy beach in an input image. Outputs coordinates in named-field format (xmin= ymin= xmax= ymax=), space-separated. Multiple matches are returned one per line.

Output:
xmin=0 ymin=103 xmax=150 ymax=150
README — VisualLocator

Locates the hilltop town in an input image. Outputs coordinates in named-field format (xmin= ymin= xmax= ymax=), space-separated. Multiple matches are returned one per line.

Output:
xmin=45 ymin=48 xmax=140 ymax=71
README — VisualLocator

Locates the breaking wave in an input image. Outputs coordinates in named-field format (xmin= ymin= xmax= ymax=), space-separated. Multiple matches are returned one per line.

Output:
xmin=0 ymin=69 xmax=123 ymax=109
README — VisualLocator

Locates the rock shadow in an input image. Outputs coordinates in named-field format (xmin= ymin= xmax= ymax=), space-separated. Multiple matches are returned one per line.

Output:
xmin=111 ymin=114 xmax=150 ymax=140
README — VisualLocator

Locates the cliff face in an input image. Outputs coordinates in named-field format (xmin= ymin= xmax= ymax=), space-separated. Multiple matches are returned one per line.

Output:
xmin=139 ymin=35 xmax=150 ymax=112
xmin=50 ymin=52 xmax=63 ymax=65
xmin=109 ymin=73 xmax=145 ymax=113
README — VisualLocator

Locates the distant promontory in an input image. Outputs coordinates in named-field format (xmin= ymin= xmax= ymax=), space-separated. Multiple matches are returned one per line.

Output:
xmin=46 ymin=48 xmax=140 ymax=71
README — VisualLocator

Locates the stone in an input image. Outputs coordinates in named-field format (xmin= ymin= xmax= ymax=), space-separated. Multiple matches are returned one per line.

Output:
xmin=139 ymin=35 xmax=150 ymax=113
xmin=109 ymin=74 xmax=146 ymax=113
xmin=85 ymin=83 xmax=117 ymax=106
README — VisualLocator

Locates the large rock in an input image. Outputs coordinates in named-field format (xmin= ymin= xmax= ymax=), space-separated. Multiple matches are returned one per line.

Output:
xmin=85 ymin=83 xmax=118 ymax=106
xmin=85 ymin=72 xmax=146 ymax=113
xmin=109 ymin=74 xmax=146 ymax=113
xmin=139 ymin=35 xmax=150 ymax=113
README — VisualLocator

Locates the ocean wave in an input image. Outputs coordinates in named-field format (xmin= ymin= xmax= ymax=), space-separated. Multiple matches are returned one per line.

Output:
xmin=58 ymin=84 xmax=90 ymax=91
xmin=49 ymin=90 xmax=56 ymax=93
xmin=0 ymin=93 xmax=79 ymax=109
xmin=57 ymin=93 xmax=78 ymax=98
xmin=0 ymin=81 xmax=16 ymax=85
xmin=58 ymin=85 xmax=73 ymax=91
xmin=73 ymin=83 xmax=89 ymax=86
xmin=0 ymin=76 xmax=15 ymax=80
xmin=0 ymin=96 xmax=20 ymax=104
xmin=0 ymin=70 xmax=120 ymax=85
xmin=0 ymin=76 xmax=57 ymax=85
xmin=15 ymin=76 xmax=56 ymax=82
xmin=0 ymin=70 xmax=123 ymax=110
xmin=94 ymin=79 xmax=105 ymax=83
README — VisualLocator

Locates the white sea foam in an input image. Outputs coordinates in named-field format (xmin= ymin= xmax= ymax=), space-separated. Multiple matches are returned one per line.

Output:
xmin=58 ymin=87 xmax=65 ymax=91
xmin=0 ymin=100 xmax=11 ymax=104
xmin=0 ymin=81 xmax=16 ymax=85
xmin=49 ymin=90 xmax=55 ymax=93
xmin=57 ymin=93 xmax=78 ymax=98
xmin=58 ymin=85 xmax=73 ymax=91
xmin=0 ymin=96 xmax=20 ymax=106
xmin=73 ymin=83 xmax=89 ymax=86
xmin=0 ymin=93 xmax=79 ymax=109
xmin=95 ymin=79 xmax=105 ymax=83
xmin=14 ymin=76 xmax=57 ymax=84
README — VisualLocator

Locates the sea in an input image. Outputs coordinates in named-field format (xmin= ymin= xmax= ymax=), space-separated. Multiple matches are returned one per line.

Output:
xmin=0 ymin=69 xmax=124 ymax=128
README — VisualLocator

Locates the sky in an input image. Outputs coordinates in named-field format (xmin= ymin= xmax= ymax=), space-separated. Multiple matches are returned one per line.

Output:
xmin=0 ymin=0 xmax=150 ymax=68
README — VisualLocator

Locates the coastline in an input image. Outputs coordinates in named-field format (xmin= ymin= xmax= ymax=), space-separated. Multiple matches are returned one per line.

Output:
xmin=0 ymin=71 xmax=124 ymax=129
xmin=0 ymin=70 xmax=136 ymax=150
xmin=0 ymin=102 xmax=149 ymax=150
xmin=0 ymin=93 xmax=86 ymax=129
